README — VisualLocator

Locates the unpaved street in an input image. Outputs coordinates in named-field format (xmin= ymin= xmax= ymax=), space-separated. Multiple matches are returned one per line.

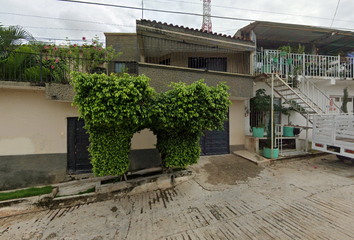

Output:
xmin=1 ymin=154 xmax=354 ymax=240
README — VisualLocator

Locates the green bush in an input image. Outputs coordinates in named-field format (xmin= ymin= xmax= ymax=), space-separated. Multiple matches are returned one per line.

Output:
xmin=71 ymin=73 xmax=231 ymax=175
xmin=150 ymin=80 xmax=231 ymax=168
xmin=71 ymin=72 xmax=154 ymax=176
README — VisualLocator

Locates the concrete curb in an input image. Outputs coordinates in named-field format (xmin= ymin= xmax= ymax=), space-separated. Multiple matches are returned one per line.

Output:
xmin=0 ymin=170 xmax=194 ymax=218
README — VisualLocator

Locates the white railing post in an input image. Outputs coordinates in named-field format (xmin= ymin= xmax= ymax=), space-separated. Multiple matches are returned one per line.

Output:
xmin=338 ymin=54 xmax=340 ymax=78
xmin=312 ymin=85 xmax=315 ymax=102
xmin=303 ymin=52 xmax=305 ymax=76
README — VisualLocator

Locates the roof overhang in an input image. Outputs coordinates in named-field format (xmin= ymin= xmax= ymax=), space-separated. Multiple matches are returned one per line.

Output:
xmin=137 ymin=20 xmax=256 ymax=52
xmin=236 ymin=21 xmax=354 ymax=55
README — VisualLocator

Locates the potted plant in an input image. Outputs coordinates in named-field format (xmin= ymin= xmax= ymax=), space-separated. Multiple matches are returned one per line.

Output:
xmin=263 ymin=111 xmax=279 ymax=159
xmin=279 ymin=102 xmax=295 ymax=137
xmin=251 ymin=89 xmax=271 ymax=137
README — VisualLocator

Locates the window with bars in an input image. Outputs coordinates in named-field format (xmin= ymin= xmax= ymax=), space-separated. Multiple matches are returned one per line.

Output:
xmin=114 ymin=62 xmax=137 ymax=74
xmin=188 ymin=57 xmax=227 ymax=72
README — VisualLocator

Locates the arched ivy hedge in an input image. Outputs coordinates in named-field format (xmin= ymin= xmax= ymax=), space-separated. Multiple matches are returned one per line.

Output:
xmin=71 ymin=72 xmax=231 ymax=176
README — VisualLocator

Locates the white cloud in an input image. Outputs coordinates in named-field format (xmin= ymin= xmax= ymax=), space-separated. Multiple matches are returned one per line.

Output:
xmin=1 ymin=0 xmax=353 ymax=45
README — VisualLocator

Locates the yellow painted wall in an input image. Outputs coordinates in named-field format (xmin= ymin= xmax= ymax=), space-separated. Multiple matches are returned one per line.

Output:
xmin=0 ymin=88 xmax=245 ymax=156
xmin=0 ymin=88 xmax=79 ymax=156
xmin=229 ymin=100 xmax=245 ymax=146
xmin=131 ymin=129 xmax=157 ymax=150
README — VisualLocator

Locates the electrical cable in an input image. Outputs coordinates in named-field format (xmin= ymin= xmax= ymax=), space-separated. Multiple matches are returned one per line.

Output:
xmin=57 ymin=0 xmax=257 ymax=22
xmin=56 ymin=0 xmax=354 ymax=32
xmin=0 ymin=12 xmax=135 ymax=28
xmin=145 ymin=0 xmax=354 ymax=25
xmin=330 ymin=0 xmax=341 ymax=27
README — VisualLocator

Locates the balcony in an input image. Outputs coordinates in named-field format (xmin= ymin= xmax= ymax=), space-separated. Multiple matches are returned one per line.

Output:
xmin=138 ymin=35 xmax=251 ymax=75
xmin=0 ymin=50 xmax=112 ymax=84
xmin=254 ymin=50 xmax=354 ymax=79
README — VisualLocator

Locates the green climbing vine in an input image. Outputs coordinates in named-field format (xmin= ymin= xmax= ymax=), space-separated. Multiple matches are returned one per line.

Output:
xmin=149 ymin=81 xmax=231 ymax=168
xmin=71 ymin=72 xmax=231 ymax=176
xmin=71 ymin=72 xmax=154 ymax=176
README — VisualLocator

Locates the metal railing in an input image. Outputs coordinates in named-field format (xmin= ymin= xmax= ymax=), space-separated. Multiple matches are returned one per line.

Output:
xmin=139 ymin=35 xmax=251 ymax=74
xmin=298 ymin=75 xmax=342 ymax=114
xmin=255 ymin=50 xmax=354 ymax=79
xmin=0 ymin=50 xmax=112 ymax=83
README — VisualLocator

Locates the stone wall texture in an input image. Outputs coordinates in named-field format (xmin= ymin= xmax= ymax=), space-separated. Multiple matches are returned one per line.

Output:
xmin=138 ymin=63 xmax=254 ymax=99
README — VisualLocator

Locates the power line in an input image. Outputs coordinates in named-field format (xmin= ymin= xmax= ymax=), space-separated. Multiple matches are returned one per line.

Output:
xmin=4 ymin=25 xmax=106 ymax=32
xmin=145 ymin=0 xmax=354 ymax=25
xmin=0 ymin=12 xmax=135 ymax=28
xmin=35 ymin=36 xmax=104 ymax=42
xmin=330 ymin=0 xmax=341 ymax=28
xmin=57 ymin=0 xmax=257 ymax=22
xmin=57 ymin=0 xmax=354 ymax=33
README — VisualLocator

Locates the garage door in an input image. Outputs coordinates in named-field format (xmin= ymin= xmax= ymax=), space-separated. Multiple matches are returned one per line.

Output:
xmin=199 ymin=117 xmax=229 ymax=156
xmin=67 ymin=117 xmax=92 ymax=174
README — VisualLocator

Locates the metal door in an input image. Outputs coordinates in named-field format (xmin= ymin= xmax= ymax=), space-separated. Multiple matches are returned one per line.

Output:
xmin=200 ymin=117 xmax=229 ymax=156
xmin=67 ymin=117 xmax=92 ymax=174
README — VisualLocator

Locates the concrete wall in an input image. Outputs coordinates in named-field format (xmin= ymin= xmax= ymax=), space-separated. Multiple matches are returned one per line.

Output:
xmin=248 ymin=80 xmax=354 ymax=142
xmin=139 ymin=63 xmax=254 ymax=99
xmin=0 ymin=87 xmax=79 ymax=190
xmin=229 ymin=100 xmax=246 ymax=151
xmin=104 ymin=33 xmax=137 ymax=62
xmin=0 ymin=88 xmax=79 ymax=155
xmin=0 ymin=154 xmax=67 ymax=191
xmin=130 ymin=129 xmax=161 ymax=172
xmin=45 ymin=83 xmax=75 ymax=102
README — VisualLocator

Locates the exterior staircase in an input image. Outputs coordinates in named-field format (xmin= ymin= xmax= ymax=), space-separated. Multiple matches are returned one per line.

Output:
xmin=260 ymin=73 xmax=342 ymax=124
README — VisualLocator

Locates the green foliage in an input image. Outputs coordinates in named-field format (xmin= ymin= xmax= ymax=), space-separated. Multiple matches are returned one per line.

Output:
xmin=0 ymin=46 xmax=52 ymax=81
xmin=71 ymin=73 xmax=231 ymax=175
xmin=1 ymin=32 xmax=120 ymax=83
xmin=71 ymin=72 xmax=155 ymax=176
xmin=341 ymin=87 xmax=349 ymax=113
xmin=0 ymin=25 xmax=36 ymax=53
xmin=265 ymin=111 xmax=276 ymax=148
xmin=278 ymin=44 xmax=305 ymax=54
xmin=43 ymin=35 xmax=120 ymax=74
xmin=150 ymin=80 xmax=231 ymax=168
xmin=251 ymin=89 xmax=271 ymax=128
xmin=252 ymin=89 xmax=271 ymax=113
xmin=0 ymin=186 xmax=53 ymax=201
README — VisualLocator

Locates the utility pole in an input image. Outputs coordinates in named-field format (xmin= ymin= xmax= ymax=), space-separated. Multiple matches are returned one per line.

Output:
xmin=202 ymin=0 xmax=212 ymax=32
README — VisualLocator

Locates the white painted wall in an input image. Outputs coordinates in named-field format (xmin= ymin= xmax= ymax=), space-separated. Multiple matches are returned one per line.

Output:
xmin=247 ymin=78 xmax=354 ymax=142
xmin=230 ymin=100 xmax=245 ymax=147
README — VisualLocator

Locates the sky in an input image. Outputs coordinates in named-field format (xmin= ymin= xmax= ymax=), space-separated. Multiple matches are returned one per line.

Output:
xmin=1 ymin=0 xmax=354 ymax=46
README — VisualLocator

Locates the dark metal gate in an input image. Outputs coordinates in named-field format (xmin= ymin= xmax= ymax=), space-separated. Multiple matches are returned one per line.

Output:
xmin=200 ymin=117 xmax=229 ymax=156
xmin=67 ymin=117 xmax=92 ymax=174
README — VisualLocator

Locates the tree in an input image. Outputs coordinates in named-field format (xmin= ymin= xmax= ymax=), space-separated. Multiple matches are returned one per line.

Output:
xmin=0 ymin=25 xmax=36 ymax=53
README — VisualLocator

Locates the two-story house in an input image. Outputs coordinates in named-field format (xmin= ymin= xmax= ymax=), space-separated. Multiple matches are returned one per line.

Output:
xmin=0 ymin=19 xmax=256 ymax=190
xmin=237 ymin=21 xmax=354 ymax=143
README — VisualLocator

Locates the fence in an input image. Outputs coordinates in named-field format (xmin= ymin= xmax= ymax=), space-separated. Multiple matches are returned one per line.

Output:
xmin=139 ymin=35 xmax=251 ymax=74
xmin=254 ymin=50 xmax=354 ymax=79
xmin=0 ymin=50 xmax=113 ymax=83
xmin=312 ymin=114 xmax=354 ymax=158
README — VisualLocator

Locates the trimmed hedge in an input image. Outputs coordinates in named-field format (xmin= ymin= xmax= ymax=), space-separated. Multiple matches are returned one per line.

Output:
xmin=72 ymin=72 xmax=231 ymax=176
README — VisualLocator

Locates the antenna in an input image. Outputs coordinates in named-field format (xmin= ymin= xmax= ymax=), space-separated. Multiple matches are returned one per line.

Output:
xmin=202 ymin=0 xmax=212 ymax=32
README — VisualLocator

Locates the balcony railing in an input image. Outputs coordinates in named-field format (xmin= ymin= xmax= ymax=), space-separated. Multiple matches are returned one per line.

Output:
xmin=139 ymin=35 xmax=251 ymax=75
xmin=254 ymin=50 xmax=354 ymax=79
xmin=0 ymin=50 xmax=112 ymax=84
